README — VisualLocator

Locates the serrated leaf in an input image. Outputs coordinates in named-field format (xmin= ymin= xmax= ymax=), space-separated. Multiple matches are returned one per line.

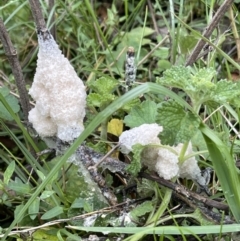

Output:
xmin=125 ymin=144 xmax=144 ymax=176
xmin=212 ymin=80 xmax=240 ymax=104
xmin=28 ymin=198 xmax=40 ymax=220
xmin=157 ymin=100 xmax=200 ymax=145
xmin=0 ymin=87 xmax=20 ymax=120
xmin=3 ymin=161 xmax=15 ymax=185
xmin=87 ymin=93 xmax=115 ymax=108
xmin=156 ymin=65 xmax=191 ymax=90
xmin=88 ymin=77 xmax=118 ymax=94
xmin=41 ymin=206 xmax=63 ymax=220
xmin=137 ymin=178 xmax=155 ymax=196
xmin=130 ymin=201 xmax=153 ymax=220
xmin=124 ymin=100 xmax=158 ymax=128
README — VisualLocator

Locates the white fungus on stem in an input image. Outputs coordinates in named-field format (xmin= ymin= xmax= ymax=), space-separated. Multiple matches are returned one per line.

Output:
xmin=28 ymin=30 xmax=86 ymax=142
xmin=119 ymin=123 xmax=205 ymax=185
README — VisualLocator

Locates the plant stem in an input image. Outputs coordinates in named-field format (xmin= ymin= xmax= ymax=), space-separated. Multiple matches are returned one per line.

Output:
xmin=185 ymin=0 xmax=234 ymax=66
xmin=0 ymin=18 xmax=30 ymax=122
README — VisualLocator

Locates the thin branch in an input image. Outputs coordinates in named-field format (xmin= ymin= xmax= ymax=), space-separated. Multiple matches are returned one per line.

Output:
xmin=140 ymin=172 xmax=229 ymax=211
xmin=0 ymin=18 xmax=30 ymax=122
xmin=28 ymin=0 xmax=47 ymax=31
xmin=185 ymin=0 xmax=234 ymax=66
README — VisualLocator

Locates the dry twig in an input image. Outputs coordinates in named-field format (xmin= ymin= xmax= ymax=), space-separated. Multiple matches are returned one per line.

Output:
xmin=185 ymin=0 xmax=234 ymax=66
xmin=140 ymin=172 xmax=229 ymax=212
xmin=0 ymin=18 xmax=30 ymax=121
xmin=28 ymin=0 xmax=47 ymax=31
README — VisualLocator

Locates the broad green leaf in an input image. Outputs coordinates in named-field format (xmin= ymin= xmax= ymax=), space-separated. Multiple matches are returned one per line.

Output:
xmin=156 ymin=66 xmax=216 ymax=106
xmin=87 ymin=93 xmax=115 ymax=108
xmin=124 ymin=100 xmax=158 ymax=128
xmin=71 ymin=198 xmax=85 ymax=209
xmin=40 ymin=191 xmax=55 ymax=200
xmin=157 ymin=59 xmax=171 ymax=72
xmin=178 ymin=34 xmax=198 ymax=54
xmin=157 ymin=100 xmax=201 ymax=145
xmin=32 ymin=229 xmax=59 ymax=241
xmin=156 ymin=65 xmax=192 ymax=90
xmin=122 ymin=98 xmax=141 ymax=113
xmin=130 ymin=201 xmax=153 ymax=220
xmin=156 ymin=66 xmax=240 ymax=109
xmin=125 ymin=144 xmax=144 ymax=176
xmin=3 ymin=161 xmax=15 ymax=185
xmin=8 ymin=178 xmax=31 ymax=194
xmin=87 ymin=77 xmax=118 ymax=94
xmin=28 ymin=198 xmax=40 ymax=220
xmin=41 ymin=206 xmax=63 ymax=220
xmin=212 ymin=80 xmax=240 ymax=104
xmin=83 ymin=201 xmax=92 ymax=213
xmin=0 ymin=87 xmax=20 ymax=120
xmin=36 ymin=170 xmax=46 ymax=181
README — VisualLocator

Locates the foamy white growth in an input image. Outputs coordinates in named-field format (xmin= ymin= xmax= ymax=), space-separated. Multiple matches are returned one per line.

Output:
xmin=155 ymin=148 xmax=179 ymax=180
xmin=28 ymin=32 xmax=86 ymax=142
xmin=119 ymin=123 xmax=163 ymax=154
xmin=119 ymin=124 xmax=204 ymax=183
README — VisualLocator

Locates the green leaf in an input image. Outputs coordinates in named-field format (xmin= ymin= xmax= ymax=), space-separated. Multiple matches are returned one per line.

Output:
xmin=88 ymin=77 xmax=118 ymax=94
xmin=122 ymin=98 xmax=141 ymax=113
xmin=8 ymin=178 xmax=31 ymax=194
xmin=87 ymin=77 xmax=118 ymax=108
xmin=14 ymin=204 xmax=25 ymax=223
xmin=0 ymin=87 xmax=20 ymax=120
xmin=32 ymin=229 xmax=59 ymax=241
xmin=156 ymin=66 xmax=217 ymax=107
xmin=200 ymin=124 xmax=240 ymax=222
xmin=130 ymin=201 xmax=153 ymax=220
xmin=178 ymin=34 xmax=198 ymax=54
xmin=87 ymin=93 xmax=115 ymax=108
xmin=3 ymin=161 xmax=15 ymax=185
xmin=212 ymin=80 xmax=240 ymax=104
xmin=156 ymin=65 xmax=192 ymax=90
xmin=28 ymin=198 xmax=40 ymax=220
xmin=157 ymin=100 xmax=201 ymax=145
xmin=41 ymin=206 xmax=64 ymax=220
xmin=125 ymin=144 xmax=144 ymax=176
xmin=124 ymin=100 xmax=158 ymax=128
xmin=40 ymin=191 xmax=55 ymax=200
xmin=157 ymin=59 xmax=171 ymax=72
xmin=71 ymin=198 xmax=85 ymax=209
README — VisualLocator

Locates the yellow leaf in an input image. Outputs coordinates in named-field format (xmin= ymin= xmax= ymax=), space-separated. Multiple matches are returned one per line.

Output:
xmin=107 ymin=119 xmax=123 ymax=137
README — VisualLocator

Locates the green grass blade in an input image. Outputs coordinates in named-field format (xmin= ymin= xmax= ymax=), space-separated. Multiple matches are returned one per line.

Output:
xmin=67 ymin=224 xmax=240 ymax=235
xmin=200 ymin=124 xmax=240 ymax=222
